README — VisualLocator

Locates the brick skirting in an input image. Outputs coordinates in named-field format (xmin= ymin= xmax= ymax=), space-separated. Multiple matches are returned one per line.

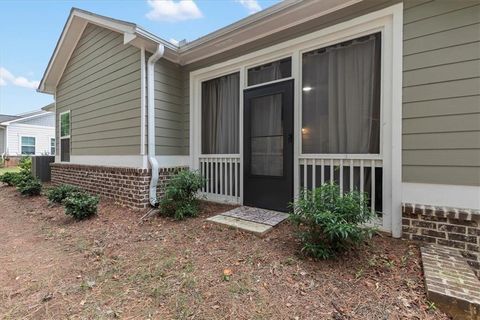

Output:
xmin=402 ymin=203 xmax=480 ymax=277
xmin=51 ymin=163 xmax=186 ymax=210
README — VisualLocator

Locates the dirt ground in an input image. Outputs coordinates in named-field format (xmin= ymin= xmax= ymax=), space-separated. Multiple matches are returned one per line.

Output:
xmin=0 ymin=185 xmax=449 ymax=319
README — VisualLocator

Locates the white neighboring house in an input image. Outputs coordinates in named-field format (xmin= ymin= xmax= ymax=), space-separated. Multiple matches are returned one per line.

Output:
xmin=0 ymin=104 xmax=56 ymax=158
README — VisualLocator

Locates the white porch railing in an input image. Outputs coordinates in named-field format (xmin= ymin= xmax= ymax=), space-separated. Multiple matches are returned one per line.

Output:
xmin=298 ymin=155 xmax=383 ymax=214
xmin=199 ymin=154 xmax=241 ymax=204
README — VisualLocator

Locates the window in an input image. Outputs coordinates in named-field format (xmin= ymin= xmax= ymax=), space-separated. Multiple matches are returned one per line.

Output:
xmin=21 ymin=136 xmax=36 ymax=155
xmin=60 ymin=111 xmax=70 ymax=162
xmin=50 ymin=138 xmax=56 ymax=155
xmin=301 ymin=33 xmax=381 ymax=154
xmin=247 ymin=58 xmax=291 ymax=86
xmin=201 ymin=72 xmax=240 ymax=154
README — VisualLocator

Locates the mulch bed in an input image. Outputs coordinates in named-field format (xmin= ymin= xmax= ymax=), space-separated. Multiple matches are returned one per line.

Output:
xmin=0 ymin=185 xmax=449 ymax=319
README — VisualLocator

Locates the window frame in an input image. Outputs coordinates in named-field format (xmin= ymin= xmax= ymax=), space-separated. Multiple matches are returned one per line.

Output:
xmin=59 ymin=110 xmax=71 ymax=162
xmin=20 ymin=136 xmax=36 ymax=155
xmin=246 ymin=57 xmax=293 ymax=87
xmin=50 ymin=137 xmax=56 ymax=156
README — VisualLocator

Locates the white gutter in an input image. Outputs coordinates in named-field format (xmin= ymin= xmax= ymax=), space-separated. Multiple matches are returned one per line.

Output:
xmin=147 ymin=44 xmax=165 ymax=206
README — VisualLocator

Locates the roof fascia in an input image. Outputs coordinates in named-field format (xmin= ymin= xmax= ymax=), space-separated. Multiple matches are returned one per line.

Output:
xmin=177 ymin=0 xmax=362 ymax=65
xmin=38 ymin=0 xmax=363 ymax=94
xmin=1 ymin=112 xmax=52 ymax=126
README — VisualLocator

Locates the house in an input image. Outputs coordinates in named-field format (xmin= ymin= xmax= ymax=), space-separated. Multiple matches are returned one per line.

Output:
xmin=0 ymin=105 xmax=55 ymax=166
xmin=38 ymin=0 xmax=480 ymax=245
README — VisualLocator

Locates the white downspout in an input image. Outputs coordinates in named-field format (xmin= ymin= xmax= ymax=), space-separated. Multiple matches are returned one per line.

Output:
xmin=147 ymin=44 xmax=165 ymax=206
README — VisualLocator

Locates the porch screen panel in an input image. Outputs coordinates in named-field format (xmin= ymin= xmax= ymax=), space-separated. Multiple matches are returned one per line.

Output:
xmin=302 ymin=33 xmax=381 ymax=154
xmin=248 ymin=58 xmax=291 ymax=86
xmin=201 ymin=72 xmax=240 ymax=154
xmin=251 ymin=94 xmax=283 ymax=176
xmin=60 ymin=139 xmax=70 ymax=162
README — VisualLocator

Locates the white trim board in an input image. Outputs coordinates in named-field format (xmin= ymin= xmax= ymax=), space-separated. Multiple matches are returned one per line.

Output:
xmin=155 ymin=155 xmax=190 ymax=167
xmin=61 ymin=155 xmax=190 ymax=169
xmin=190 ymin=3 xmax=403 ymax=237
xmin=68 ymin=155 xmax=146 ymax=168
xmin=403 ymin=183 xmax=480 ymax=210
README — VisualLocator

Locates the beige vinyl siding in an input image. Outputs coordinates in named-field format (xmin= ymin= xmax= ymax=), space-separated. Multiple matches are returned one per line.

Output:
xmin=0 ymin=127 xmax=5 ymax=154
xmin=402 ymin=0 xmax=480 ymax=186
xmin=56 ymin=23 xmax=142 ymax=156
xmin=148 ymin=56 xmax=189 ymax=156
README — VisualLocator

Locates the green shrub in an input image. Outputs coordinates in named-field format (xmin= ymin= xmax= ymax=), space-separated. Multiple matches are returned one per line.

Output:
xmin=159 ymin=170 xmax=205 ymax=220
xmin=16 ymin=175 xmax=42 ymax=196
xmin=63 ymin=192 xmax=99 ymax=220
xmin=19 ymin=156 xmax=32 ymax=172
xmin=290 ymin=183 xmax=375 ymax=260
xmin=1 ymin=170 xmax=31 ymax=187
xmin=46 ymin=184 xmax=81 ymax=204
xmin=0 ymin=172 xmax=20 ymax=186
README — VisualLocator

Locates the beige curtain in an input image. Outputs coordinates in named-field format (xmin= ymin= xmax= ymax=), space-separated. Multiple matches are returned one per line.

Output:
xmin=302 ymin=34 xmax=381 ymax=154
xmin=201 ymin=72 xmax=240 ymax=154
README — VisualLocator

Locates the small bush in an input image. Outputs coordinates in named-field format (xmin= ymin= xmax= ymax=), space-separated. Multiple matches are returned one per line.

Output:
xmin=63 ymin=192 xmax=99 ymax=220
xmin=1 ymin=170 xmax=32 ymax=187
xmin=159 ymin=170 xmax=205 ymax=220
xmin=46 ymin=184 xmax=81 ymax=204
xmin=0 ymin=172 xmax=20 ymax=186
xmin=16 ymin=175 xmax=42 ymax=196
xmin=290 ymin=183 xmax=375 ymax=260
xmin=19 ymin=156 xmax=32 ymax=172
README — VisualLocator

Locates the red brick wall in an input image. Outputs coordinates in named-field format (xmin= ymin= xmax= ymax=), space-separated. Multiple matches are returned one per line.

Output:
xmin=3 ymin=156 xmax=21 ymax=167
xmin=50 ymin=163 xmax=186 ymax=210
xmin=402 ymin=203 xmax=480 ymax=277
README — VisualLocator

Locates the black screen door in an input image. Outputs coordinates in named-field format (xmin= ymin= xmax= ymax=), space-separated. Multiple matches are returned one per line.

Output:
xmin=243 ymin=80 xmax=294 ymax=212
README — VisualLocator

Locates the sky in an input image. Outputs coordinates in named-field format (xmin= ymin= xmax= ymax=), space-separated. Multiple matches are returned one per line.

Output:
xmin=0 ymin=0 xmax=279 ymax=115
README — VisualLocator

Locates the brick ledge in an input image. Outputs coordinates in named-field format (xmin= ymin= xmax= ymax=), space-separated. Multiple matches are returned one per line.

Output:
xmin=50 ymin=162 xmax=188 ymax=174
xmin=403 ymin=203 xmax=480 ymax=222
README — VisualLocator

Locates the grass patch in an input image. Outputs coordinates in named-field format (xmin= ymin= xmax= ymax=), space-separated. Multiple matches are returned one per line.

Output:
xmin=0 ymin=166 xmax=20 ymax=176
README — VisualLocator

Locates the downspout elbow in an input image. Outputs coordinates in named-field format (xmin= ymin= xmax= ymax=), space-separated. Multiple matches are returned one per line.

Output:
xmin=147 ymin=44 xmax=165 ymax=206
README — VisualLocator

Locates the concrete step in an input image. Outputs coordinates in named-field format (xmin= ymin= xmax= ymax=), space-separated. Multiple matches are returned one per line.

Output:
xmin=206 ymin=215 xmax=273 ymax=236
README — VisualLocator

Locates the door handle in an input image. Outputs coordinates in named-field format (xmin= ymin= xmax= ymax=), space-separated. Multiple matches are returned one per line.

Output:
xmin=287 ymin=133 xmax=293 ymax=143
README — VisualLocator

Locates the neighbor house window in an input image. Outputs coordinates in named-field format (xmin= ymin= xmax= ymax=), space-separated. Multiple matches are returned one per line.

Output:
xmin=50 ymin=138 xmax=56 ymax=155
xmin=21 ymin=136 xmax=36 ymax=155
xmin=201 ymin=72 xmax=239 ymax=154
xmin=301 ymin=33 xmax=381 ymax=154
xmin=247 ymin=57 xmax=292 ymax=86
xmin=60 ymin=111 xmax=70 ymax=162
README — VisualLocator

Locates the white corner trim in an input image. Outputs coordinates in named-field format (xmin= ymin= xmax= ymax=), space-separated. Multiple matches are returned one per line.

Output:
xmin=140 ymin=47 xmax=146 ymax=155
xmin=67 ymin=155 xmax=148 ymax=168
xmin=155 ymin=155 xmax=190 ymax=168
xmin=124 ymin=32 xmax=136 ymax=44
xmin=389 ymin=2 xmax=403 ymax=238
xmin=403 ymin=183 xmax=480 ymax=210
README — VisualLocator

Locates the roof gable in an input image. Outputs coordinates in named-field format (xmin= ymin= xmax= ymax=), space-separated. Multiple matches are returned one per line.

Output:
xmin=38 ymin=8 xmax=176 ymax=94
xmin=38 ymin=0 xmax=361 ymax=94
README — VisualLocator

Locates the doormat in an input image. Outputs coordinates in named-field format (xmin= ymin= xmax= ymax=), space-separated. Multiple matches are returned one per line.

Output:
xmin=207 ymin=206 xmax=289 ymax=236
